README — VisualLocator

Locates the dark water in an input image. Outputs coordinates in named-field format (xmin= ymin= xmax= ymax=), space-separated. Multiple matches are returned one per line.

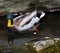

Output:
xmin=0 ymin=11 xmax=60 ymax=45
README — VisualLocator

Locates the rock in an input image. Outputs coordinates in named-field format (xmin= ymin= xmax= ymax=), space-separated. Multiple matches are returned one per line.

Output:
xmin=33 ymin=40 xmax=55 ymax=51
xmin=0 ymin=1 xmax=29 ymax=15
xmin=44 ymin=36 xmax=50 ymax=39
xmin=0 ymin=0 xmax=5 ymax=2
xmin=0 ymin=40 xmax=8 ymax=46
xmin=0 ymin=0 xmax=60 ymax=15
xmin=54 ymin=38 xmax=60 ymax=42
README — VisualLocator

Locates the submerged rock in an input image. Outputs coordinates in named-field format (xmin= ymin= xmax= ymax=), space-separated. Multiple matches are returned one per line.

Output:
xmin=33 ymin=40 xmax=55 ymax=51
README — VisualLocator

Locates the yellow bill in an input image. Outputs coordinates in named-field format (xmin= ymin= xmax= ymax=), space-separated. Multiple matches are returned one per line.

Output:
xmin=7 ymin=19 xmax=11 ymax=27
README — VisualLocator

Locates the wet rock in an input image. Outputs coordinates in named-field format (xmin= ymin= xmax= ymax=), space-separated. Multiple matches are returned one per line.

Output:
xmin=54 ymin=38 xmax=60 ymax=42
xmin=44 ymin=36 xmax=50 ymax=39
xmin=0 ymin=40 xmax=8 ymax=46
xmin=0 ymin=1 xmax=29 ymax=15
xmin=0 ymin=0 xmax=5 ymax=2
xmin=33 ymin=40 xmax=55 ymax=51
xmin=0 ymin=0 xmax=60 ymax=15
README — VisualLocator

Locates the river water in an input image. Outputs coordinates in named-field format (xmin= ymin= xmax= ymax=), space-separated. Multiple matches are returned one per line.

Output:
xmin=0 ymin=11 xmax=60 ymax=46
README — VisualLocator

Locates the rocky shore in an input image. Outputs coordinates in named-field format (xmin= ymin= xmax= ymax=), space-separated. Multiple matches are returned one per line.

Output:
xmin=0 ymin=0 xmax=60 ymax=15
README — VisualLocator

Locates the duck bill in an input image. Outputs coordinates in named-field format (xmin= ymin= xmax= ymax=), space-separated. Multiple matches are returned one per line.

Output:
xmin=7 ymin=19 xmax=11 ymax=27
